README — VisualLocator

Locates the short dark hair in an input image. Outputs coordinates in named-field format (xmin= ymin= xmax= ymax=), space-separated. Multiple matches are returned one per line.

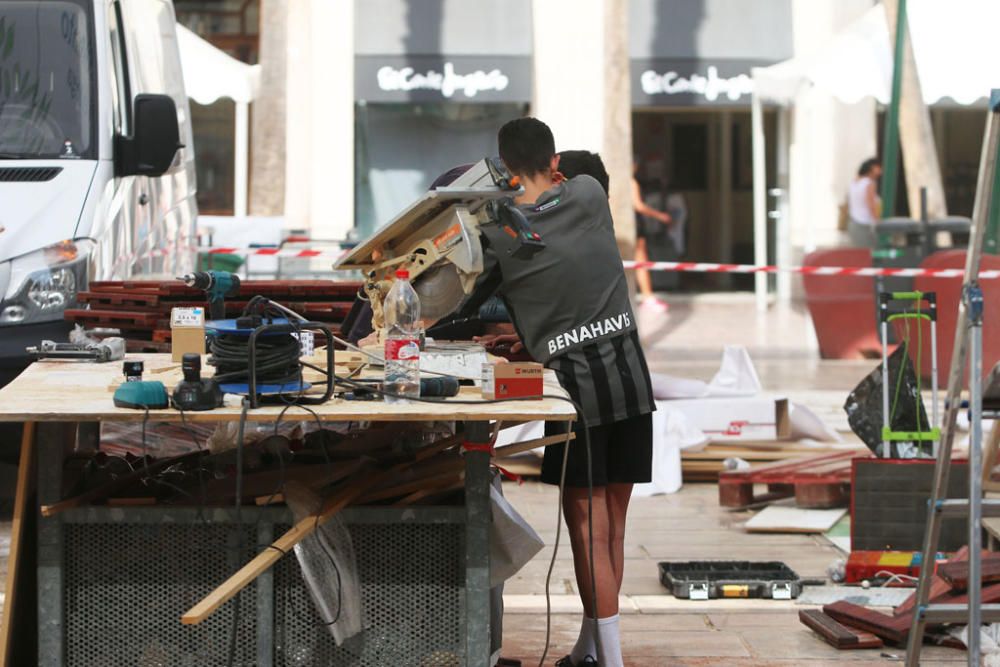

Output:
xmin=558 ymin=150 xmax=610 ymax=196
xmin=858 ymin=158 xmax=880 ymax=177
xmin=497 ymin=117 xmax=555 ymax=177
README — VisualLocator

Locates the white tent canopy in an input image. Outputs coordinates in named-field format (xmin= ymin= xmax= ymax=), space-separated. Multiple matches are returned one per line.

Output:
xmin=176 ymin=24 xmax=261 ymax=105
xmin=175 ymin=24 xmax=261 ymax=217
xmin=753 ymin=0 xmax=1000 ymax=106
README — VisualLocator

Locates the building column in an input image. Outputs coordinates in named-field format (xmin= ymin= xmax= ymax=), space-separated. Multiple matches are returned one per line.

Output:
xmin=249 ymin=0 xmax=287 ymax=217
xmin=285 ymin=0 xmax=354 ymax=239
xmin=531 ymin=0 xmax=634 ymax=251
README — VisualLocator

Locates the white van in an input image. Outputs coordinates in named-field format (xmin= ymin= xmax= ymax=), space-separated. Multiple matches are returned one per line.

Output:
xmin=0 ymin=0 xmax=196 ymax=382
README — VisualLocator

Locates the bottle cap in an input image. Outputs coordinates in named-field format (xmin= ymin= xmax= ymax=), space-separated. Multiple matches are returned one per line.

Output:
xmin=395 ymin=269 xmax=410 ymax=279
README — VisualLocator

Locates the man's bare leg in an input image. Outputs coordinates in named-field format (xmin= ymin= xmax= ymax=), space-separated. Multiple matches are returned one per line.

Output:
xmin=562 ymin=486 xmax=624 ymax=666
xmin=606 ymin=483 xmax=634 ymax=591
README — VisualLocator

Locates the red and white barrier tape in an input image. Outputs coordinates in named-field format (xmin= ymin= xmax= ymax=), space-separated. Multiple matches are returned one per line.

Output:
xmin=623 ymin=260 xmax=1000 ymax=280
xmin=116 ymin=244 xmax=1000 ymax=280
xmin=202 ymin=246 xmax=348 ymax=259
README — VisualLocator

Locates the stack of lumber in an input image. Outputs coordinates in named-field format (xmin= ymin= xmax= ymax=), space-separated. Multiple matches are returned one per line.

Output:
xmin=801 ymin=547 xmax=1000 ymax=651
xmin=683 ymin=441 xmax=866 ymax=482
xmin=66 ymin=279 xmax=362 ymax=351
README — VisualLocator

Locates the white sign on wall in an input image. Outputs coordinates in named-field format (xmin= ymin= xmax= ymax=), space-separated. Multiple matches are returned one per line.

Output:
xmin=376 ymin=62 xmax=510 ymax=99
xmin=640 ymin=66 xmax=754 ymax=102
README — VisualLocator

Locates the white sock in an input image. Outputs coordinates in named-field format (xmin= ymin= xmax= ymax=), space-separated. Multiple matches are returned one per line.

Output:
xmin=596 ymin=614 xmax=624 ymax=667
xmin=570 ymin=615 xmax=597 ymax=664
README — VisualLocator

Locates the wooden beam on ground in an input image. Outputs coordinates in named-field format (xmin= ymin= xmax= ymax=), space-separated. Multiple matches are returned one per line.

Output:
xmin=0 ymin=422 xmax=34 ymax=667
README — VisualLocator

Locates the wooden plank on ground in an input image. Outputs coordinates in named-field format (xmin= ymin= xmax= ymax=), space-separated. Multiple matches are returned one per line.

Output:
xmin=936 ymin=554 xmax=1000 ymax=590
xmin=0 ymin=423 xmax=34 ymax=667
xmin=823 ymin=601 xmax=913 ymax=644
xmin=744 ymin=506 xmax=846 ymax=533
xmin=799 ymin=609 xmax=883 ymax=649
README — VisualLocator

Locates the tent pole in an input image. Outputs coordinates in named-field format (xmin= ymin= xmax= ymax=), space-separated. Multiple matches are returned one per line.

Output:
xmin=880 ymin=0 xmax=906 ymax=218
xmin=775 ymin=107 xmax=792 ymax=304
xmin=234 ymin=101 xmax=249 ymax=219
xmin=752 ymin=92 xmax=768 ymax=312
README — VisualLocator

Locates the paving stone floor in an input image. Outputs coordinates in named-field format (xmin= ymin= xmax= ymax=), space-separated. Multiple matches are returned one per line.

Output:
xmin=497 ymin=295 xmax=967 ymax=664
xmin=498 ymin=482 xmax=966 ymax=666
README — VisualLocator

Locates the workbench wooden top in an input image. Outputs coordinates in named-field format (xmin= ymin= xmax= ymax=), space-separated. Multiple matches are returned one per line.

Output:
xmin=0 ymin=353 xmax=576 ymax=423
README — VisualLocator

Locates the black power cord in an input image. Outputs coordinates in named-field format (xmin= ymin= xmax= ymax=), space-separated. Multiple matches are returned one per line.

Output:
xmin=210 ymin=333 xmax=302 ymax=386
xmin=331 ymin=374 xmax=597 ymax=666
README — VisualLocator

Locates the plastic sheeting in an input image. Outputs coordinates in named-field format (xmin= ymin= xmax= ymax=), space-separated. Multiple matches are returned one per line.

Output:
xmin=284 ymin=482 xmax=365 ymax=646
xmin=844 ymin=345 xmax=931 ymax=458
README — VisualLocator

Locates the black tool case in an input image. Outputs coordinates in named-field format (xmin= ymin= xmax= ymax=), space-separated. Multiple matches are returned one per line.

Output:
xmin=658 ymin=561 xmax=802 ymax=600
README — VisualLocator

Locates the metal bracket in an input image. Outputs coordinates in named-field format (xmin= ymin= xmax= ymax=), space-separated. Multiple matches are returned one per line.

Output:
xmin=689 ymin=582 xmax=709 ymax=600
xmin=771 ymin=582 xmax=793 ymax=600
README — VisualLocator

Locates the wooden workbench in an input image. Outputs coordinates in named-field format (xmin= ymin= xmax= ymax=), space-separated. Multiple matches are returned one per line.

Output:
xmin=0 ymin=354 xmax=575 ymax=667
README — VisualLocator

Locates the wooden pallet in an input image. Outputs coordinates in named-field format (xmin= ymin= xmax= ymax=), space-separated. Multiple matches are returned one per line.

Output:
xmin=89 ymin=280 xmax=361 ymax=298
xmin=718 ymin=451 xmax=867 ymax=509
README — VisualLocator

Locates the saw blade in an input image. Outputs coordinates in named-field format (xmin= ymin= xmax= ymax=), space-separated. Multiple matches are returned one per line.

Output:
xmin=413 ymin=264 xmax=467 ymax=321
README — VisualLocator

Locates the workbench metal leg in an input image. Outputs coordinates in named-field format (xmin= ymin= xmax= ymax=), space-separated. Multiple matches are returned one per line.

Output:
xmin=464 ymin=421 xmax=492 ymax=667
xmin=257 ymin=521 xmax=275 ymax=667
xmin=37 ymin=422 xmax=78 ymax=667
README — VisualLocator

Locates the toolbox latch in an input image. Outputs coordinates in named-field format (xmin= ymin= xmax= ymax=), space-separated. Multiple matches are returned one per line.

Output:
xmin=689 ymin=582 xmax=709 ymax=600
xmin=771 ymin=582 xmax=793 ymax=600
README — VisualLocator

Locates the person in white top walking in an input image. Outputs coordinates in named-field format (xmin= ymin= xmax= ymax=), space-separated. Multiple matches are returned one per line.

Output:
xmin=847 ymin=158 xmax=883 ymax=246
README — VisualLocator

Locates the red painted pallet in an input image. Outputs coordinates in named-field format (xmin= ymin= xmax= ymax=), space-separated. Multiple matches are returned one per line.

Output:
xmin=63 ymin=309 xmax=162 ymax=330
xmin=719 ymin=451 xmax=868 ymax=509
xmin=89 ymin=280 xmax=361 ymax=298
xmin=76 ymin=294 xmax=354 ymax=320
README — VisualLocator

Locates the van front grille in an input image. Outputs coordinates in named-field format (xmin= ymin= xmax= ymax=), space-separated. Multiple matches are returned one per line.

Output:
xmin=0 ymin=167 xmax=63 ymax=182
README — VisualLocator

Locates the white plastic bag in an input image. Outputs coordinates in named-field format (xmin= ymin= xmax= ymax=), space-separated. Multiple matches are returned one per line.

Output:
xmin=490 ymin=484 xmax=544 ymax=588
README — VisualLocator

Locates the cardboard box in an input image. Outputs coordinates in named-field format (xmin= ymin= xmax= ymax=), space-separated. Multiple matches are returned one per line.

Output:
xmin=663 ymin=396 xmax=790 ymax=442
xmin=482 ymin=362 xmax=543 ymax=400
xmin=170 ymin=307 xmax=206 ymax=362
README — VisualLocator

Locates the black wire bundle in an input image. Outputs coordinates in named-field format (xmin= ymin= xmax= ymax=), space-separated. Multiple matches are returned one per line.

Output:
xmin=208 ymin=332 xmax=302 ymax=386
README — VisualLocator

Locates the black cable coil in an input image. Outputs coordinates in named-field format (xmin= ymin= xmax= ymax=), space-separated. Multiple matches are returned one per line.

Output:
xmin=208 ymin=332 xmax=302 ymax=386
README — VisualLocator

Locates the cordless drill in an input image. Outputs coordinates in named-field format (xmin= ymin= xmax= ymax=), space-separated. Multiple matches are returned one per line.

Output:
xmin=177 ymin=270 xmax=241 ymax=321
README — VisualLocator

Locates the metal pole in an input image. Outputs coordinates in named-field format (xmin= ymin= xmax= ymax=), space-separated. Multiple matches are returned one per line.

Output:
xmin=880 ymin=0 xmax=907 ymax=218
xmin=751 ymin=93 xmax=768 ymax=312
xmin=930 ymin=317 xmax=940 ymax=457
xmin=881 ymin=316 xmax=891 ymax=459
xmin=968 ymin=283 xmax=984 ymax=666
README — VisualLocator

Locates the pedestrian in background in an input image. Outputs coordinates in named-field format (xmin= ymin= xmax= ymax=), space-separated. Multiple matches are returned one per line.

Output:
xmin=632 ymin=161 xmax=674 ymax=312
xmin=847 ymin=157 xmax=883 ymax=247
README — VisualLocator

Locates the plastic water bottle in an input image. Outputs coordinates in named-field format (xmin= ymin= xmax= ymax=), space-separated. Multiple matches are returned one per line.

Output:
xmin=383 ymin=269 xmax=421 ymax=402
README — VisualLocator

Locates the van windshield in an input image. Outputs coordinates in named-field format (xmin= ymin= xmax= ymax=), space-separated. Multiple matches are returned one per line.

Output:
xmin=0 ymin=0 xmax=96 ymax=159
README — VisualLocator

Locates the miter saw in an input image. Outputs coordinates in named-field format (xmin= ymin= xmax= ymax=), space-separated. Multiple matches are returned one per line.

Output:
xmin=335 ymin=158 xmax=544 ymax=335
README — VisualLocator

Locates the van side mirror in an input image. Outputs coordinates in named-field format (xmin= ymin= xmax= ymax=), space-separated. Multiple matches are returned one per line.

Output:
xmin=116 ymin=94 xmax=183 ymax=177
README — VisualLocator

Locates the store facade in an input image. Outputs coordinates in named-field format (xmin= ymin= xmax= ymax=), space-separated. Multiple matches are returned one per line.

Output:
xmin=628 ymin=0 xmax=793 ymax=290
xmin=353 ymin=0 xmax=532 ymax=238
